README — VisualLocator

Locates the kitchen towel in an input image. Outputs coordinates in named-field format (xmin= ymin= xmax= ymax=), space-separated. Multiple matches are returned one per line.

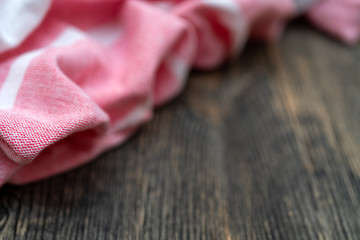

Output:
xmin=0 ymin=0 xmax=359 ymax=186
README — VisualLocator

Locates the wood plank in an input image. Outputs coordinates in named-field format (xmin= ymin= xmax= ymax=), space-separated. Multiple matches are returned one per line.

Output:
xmin=0 ymin=21 xmax=359 ymax=240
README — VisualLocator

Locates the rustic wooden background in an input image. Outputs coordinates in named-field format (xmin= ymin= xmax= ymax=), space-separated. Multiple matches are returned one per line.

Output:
xmin=0 ymin=21 xmax=359 ymax=240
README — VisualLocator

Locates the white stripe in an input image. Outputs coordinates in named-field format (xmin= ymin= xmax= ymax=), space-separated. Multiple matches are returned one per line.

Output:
xmin=0 ymin=50 xmax=43 ymax=109
xmin=203 ymin=0 xmax=248 ymax=55
xmin=112 ymin=99 xmax=152 ymax=132
xmin=87 ymin=21 xmax=123 ymax=46
xmin=155 ymin=2 xmax=173 ymax=11
xmin=0 ymin=0 xmax=51 ymax=53
xmin=203 ymin=0 xmax=239 ymax=15
xmin=167 ymin=55 xmax=189 ymax=87
xmin=50 ymin=28 xmax=85 ymax=47
xmin=0 ymin=28 xmax=86 ymax=109
xmin=296 ymin=0 xmax=321 ymax=13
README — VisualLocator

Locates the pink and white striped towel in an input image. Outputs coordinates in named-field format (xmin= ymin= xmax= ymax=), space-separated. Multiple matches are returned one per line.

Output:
xmin=0 ymin=0 xmax=359 ymax=186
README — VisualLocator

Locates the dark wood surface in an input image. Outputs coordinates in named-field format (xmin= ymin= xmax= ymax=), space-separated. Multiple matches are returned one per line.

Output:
xmin=0 ymin=22 xmax=359 ymax=240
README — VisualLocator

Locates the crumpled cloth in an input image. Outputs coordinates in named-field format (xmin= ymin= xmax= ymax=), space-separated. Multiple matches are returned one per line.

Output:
xmin=0 ymin=0 xmax=359 ymax=186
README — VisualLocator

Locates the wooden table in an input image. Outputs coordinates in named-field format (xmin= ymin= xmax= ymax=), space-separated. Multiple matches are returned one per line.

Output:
xmin=0 ymin=21 xmax=359 ymax=240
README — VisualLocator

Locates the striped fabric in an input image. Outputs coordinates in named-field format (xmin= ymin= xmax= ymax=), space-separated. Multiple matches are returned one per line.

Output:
xmin=0 ymin=0 xmax=359 ymax=186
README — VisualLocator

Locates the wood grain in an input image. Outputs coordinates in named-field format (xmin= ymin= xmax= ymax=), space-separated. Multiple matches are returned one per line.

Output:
xmin=0 ymin=21 xmax=359 ymax=239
